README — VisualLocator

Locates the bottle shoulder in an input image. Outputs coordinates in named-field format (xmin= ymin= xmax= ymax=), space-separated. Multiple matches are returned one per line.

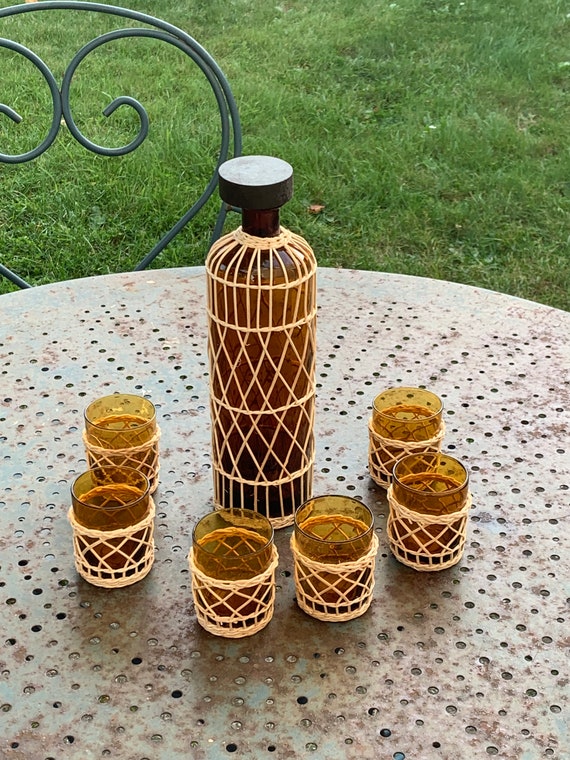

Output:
xmin=206 ymin=226 xmax=317 ymax=284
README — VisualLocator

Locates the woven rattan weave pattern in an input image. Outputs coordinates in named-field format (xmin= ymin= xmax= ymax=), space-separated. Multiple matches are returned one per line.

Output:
xmin=189 ymin=544 xmax=279 ymax=638
xmin=387 ymin=487 xmax=472 ymax=571
xmin=83 ymin=426 xmax=161 ymax=493
xmin=207 ymin=227 xmax=317 ymax=528
xmin=0 ymin=267 xmax=568 ymax=759
xmin=291 ymin=532 xmax=379 ymax=622
xmin=368 ymin=418 xmax=446 ymax=488
xmin=68 ymin=498 xmax=156 ymax=588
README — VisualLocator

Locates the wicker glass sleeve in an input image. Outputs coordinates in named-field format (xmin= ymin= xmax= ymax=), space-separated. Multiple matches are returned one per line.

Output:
xmin=189 ymin=508 xmax=278 ymax=637
xmin=291 ymin=495 xmax=378 ymax=622
xmin=206 ymin=157 xmax=317 ymax=528
xmin=68 ymin=466 xmax=155 ymax=588
xmin=387 ymin=452 xmax=471 ymax=570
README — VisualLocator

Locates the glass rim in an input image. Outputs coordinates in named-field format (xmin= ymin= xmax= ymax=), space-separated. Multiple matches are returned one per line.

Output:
xmin=294 ymin=494 xmax=374 ymax=545
xmin=71 ymin=465 xmax=151 ymax=510
xmin=392 ymin=453 xmax=469 ymax=495
xmin=84 ymin=393 xmax=156 ymax=429
xmin=192 ymin=508 xmax=274 ymax=558
xmin=373 ymin=386 xmax=443 ymax=420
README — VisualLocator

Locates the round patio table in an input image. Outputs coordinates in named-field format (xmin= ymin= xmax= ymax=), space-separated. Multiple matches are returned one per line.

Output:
xmin=1 ymin=267 xmax=568 ymax=759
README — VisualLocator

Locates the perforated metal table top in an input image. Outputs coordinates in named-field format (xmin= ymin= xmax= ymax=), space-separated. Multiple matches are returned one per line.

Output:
xmin=1 ymin=267 xmax=568 ymax=760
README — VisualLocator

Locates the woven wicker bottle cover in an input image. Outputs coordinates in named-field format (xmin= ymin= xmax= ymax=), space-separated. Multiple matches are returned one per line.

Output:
xmin=206 ymin=156 xmax=317 ymax=528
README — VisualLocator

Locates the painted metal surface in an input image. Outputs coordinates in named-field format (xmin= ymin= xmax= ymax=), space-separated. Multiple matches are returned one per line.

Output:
xmin=0 ymin=267 xmax=568 ymax=760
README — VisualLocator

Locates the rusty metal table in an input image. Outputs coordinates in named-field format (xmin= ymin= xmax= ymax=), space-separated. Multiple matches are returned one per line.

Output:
xmin=1 ymin=267 xmax=568 ymax=760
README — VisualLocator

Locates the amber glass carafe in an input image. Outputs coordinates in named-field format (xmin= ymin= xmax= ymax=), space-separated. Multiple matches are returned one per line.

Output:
xmin=206 ymin=156 xmax=317 ymax=526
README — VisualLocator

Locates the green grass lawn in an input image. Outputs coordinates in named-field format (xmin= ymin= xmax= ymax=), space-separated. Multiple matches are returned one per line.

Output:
xmin=1 ymin=0 xmax=568 ymax=309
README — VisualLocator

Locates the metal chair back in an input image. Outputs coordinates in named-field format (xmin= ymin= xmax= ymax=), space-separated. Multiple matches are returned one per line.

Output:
xmin=0 ymin=1 xmax=242 ymax=288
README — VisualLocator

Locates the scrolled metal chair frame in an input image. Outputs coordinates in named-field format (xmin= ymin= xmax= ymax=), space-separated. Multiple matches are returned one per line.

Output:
xmin=0 ymin=1 xmax=242 ymax=288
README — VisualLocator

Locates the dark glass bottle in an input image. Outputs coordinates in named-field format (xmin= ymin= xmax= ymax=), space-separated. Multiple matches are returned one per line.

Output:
xmin=206 ymin=156 xmax=317 ymax=526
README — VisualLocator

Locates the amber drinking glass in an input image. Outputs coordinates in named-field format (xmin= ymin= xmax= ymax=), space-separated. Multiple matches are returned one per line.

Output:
xmin=388 ymin=453 xmax=470 ymax=568
xmin=190 ymin=509 xmax=277 ymax=636
xmin=84 ymin=394 xmax=159 ymax=492
xmin=372 ymin=387 xmax=443 ymax=441
xmin=294 ymin=496 xmax=373 ymax=563
xmin=84 ymin=393 xmax=157 ymax=448
xmin=70 ymin=466 xmax=153 ymax=580
xmin=369 ymin=387 xmax=444 ymax=488
xmin=392 ymin=453 xmax=469 ymax=516
xmin=192 ymin=509 xmax=274 ymax=581
xmin=293 ymin=495 xmax=376 ymax=620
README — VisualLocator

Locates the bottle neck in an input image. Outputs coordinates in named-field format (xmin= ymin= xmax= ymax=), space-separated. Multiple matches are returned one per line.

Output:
xmin=241 ymin=208 xmax=281 ymax=238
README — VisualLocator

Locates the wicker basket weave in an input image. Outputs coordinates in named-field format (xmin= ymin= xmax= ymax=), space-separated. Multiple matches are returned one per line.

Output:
xmin=83 ymin=427 xmax=161 ymax=494
xmin=291 ymin=532 xmax=379 ymax=622
xmin=368 ymin=419 xmax=445 ymax=488
xmin=189 ymin=544 xmax=279 ymax=637
xmin=68 ymin=499 xmax=155 ymax=588
xmin=387 ymin=485 xmax=471 ymax=571
xmin=207 ymin=227 xmax=317 ymax=528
